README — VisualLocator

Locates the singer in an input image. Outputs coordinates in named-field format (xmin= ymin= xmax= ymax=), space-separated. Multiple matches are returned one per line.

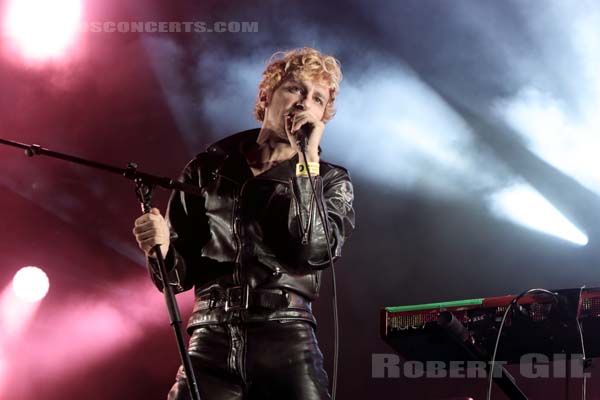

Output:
xmin=132 ymin=47 xmax=355 ymax=400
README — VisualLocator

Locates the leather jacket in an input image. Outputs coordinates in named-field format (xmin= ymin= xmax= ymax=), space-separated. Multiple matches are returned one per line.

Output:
xmin=148 ymin=128 xmax=355 ymax=331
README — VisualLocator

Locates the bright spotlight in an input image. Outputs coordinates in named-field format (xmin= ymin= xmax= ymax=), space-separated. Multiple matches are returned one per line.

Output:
xmin=4 ymin=0 xmax=82 ymax=61
xmin=12 ymin=266 xmax=50 ymax=302
xmin=489 ymin=183 xmax=589 ymax=246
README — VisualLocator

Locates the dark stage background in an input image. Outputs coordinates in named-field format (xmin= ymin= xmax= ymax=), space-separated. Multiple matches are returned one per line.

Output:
xmin=1 ymin=0 xmax=600 ymax=399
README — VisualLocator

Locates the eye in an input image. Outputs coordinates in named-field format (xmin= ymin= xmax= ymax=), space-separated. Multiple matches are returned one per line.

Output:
xmin=289 ymin=86 xmax=301 ymax=93
xmin=315 ymin=97 xmax=324 ymax=105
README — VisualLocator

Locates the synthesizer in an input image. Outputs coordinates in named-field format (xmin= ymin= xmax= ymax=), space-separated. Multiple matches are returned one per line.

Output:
xmin=381 ymin=287 xmax=600 ymax=363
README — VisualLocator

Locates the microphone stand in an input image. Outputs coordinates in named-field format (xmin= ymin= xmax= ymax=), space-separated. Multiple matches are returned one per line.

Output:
xmin=0 ymin=138 xmax=202 ymax=400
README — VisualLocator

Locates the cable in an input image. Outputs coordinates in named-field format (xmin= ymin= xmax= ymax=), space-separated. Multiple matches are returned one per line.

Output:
xmin=575 ymin=285 xmax=587 ymax=400
xmin=300 ymin=147 xmax=339 ymax=400
xmin=486 ymin=288 xmax=559 ymax=400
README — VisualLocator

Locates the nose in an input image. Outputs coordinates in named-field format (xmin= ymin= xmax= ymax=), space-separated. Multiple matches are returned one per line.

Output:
xmin=293 ymin=102 xmax=306 ymax=111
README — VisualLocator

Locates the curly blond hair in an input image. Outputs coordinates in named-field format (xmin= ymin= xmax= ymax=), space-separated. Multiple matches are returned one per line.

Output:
xmin=254 ymin=47 xmax=343 ymax=123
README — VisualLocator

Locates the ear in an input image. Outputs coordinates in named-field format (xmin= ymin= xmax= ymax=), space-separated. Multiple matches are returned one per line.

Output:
xmin=259 ymin=89 xmax=268 ymax=106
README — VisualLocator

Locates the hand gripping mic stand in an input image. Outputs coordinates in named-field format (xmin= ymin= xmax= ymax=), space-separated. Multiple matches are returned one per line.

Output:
xmin=0 ymin=138 xmax=202 ymax=400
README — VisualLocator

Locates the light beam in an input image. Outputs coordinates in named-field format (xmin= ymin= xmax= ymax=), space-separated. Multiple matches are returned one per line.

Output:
xmin=489 ymin=183 xmax=588 ymax=246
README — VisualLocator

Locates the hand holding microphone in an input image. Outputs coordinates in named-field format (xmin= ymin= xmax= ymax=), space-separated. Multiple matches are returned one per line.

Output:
xmin=285 ymin=105 xmax=324 ymax=163
xmin=298 ymin=122 xmax=314 ymax=152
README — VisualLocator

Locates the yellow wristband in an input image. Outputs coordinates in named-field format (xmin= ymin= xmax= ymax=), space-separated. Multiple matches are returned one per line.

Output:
xmin=296 ymin=162 xmax=320 ymax=177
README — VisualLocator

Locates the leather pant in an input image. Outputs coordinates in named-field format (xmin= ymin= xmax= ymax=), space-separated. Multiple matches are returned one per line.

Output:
xmin=167 ymin=320 xmax=331 ymax=400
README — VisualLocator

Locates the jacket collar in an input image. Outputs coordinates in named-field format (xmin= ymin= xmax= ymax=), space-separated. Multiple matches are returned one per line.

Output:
xmin=208 ymin=128 xmax=298 ymax=184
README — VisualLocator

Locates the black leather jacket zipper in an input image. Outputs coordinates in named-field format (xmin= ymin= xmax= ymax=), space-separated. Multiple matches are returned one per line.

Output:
xmin=233 ymin=179 xmax=250 ymax=285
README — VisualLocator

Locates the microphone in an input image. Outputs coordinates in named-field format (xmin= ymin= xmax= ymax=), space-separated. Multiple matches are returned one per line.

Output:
xmin=437 ymin=311 xmax=470 ymax=342
xmin=437 ymin=311 xmax=488 ymax=360
xmin=298 ymin=122 xmax=314 ymax=152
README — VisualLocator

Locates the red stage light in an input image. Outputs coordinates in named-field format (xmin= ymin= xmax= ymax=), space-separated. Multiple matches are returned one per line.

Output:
xmin=0 ymin=353 xmax=5 ymax=398
xmin=12 ymin=266 xmax=49 ymax=303
xmin=4 ymin=0 xmax=82 ymax=61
